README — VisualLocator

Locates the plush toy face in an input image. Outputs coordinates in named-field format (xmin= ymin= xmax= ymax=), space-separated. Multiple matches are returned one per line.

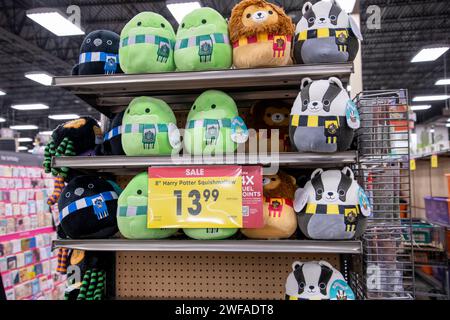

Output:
xmin=121 ymin=97 xmax=180 ymax=156
xmin=187 ymin=90 xmax=238 ymax=121
xmin=177 ymin=8 xmax=228 ymax=38
xmin=241 ymin=3 xmax=280 ymax=28
xmin=117 ymin=172 xmax=177 ymax=239
xmin=262 ymin=172 xmax=296 ymax=199
xmin=262 ymin=106 xmax=290 ymax=127
xmin=298 ymin=1 xmax=350 ymax=30
xmin=285 ymin=260 xmax=354 ymax=300
xmin=58 ymin=176 xmax=118 ymax=239
xmin=119 ymin=12 xmax=175 ymax=74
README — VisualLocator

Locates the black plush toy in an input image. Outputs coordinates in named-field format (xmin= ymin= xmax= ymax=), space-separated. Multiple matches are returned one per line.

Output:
xmin=72 ymin=30 xmax=123 ymax=75
xmin=58 ymin=175 xmax=119 ymax=239
xmin=96 ymin=111 xmax=125 ymax=155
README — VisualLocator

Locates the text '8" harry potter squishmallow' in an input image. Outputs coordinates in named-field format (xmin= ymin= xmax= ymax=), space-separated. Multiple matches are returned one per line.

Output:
xmin=289 ymin=77 xmax=360 ymax=153
xmin=294 ymin=0 xmax=363 ymax=64
xmin=294 ymin=167 xmax=371 ymax=240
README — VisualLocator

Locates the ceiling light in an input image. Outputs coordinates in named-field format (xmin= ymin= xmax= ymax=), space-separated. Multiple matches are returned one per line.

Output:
xmin=25 ymin=72 xmax=53 ymax=86
xmin=48 ymin=114 xmax=80 ymax=120
xmin=436 ymin=79 xmax=450 ymax=86
xmin=167 ymin=1 xmax=201 ymax=24
xmin=18 ymin=146 xmax=28 ymax=151
xmin=324 ymin=0 xmax=356 ymax=13
xmin=10 ymin=125 xmax=38 ymax=130
xmin=0 ymin=90 xmax=6 ymax=96
xmin=430 ymin=129 xmax=435 ymax=133
xmin=447 ymin=123 xmax=450 ymax=128
xmin=11 ymin=103 xmax=49 ymax=110
xmin=18 ymin=137 xmax=33 ymax=143
xmin=26 ymin=8 xmax=85 ymax=37
xmin=39 ymin=131 xmax=52 ymax=135
xmin=410 ymin=105 xmax=432 ymax=111
xmin=411 ymin=46 xmax=449 ymax=63
xmin=413 ymin=95 xmax=450 ymax=102
xmin=0 ymin=117 xmax=5 ymax=123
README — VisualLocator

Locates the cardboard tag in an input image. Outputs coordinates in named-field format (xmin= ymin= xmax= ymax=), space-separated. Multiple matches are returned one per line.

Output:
xmin=410 ymin=159 xmax=416 ymax=171
xmin=431 ymin=154 xmax=438 ymax=168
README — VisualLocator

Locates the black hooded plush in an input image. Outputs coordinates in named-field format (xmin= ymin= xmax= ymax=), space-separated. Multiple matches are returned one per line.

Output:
xmin=95 ymin=111 xmax=125 ymax=155
xmin=58 ymin=176 xmax=119 ymax=239
xmin=72 ymin=30 xmax=123 ymax=75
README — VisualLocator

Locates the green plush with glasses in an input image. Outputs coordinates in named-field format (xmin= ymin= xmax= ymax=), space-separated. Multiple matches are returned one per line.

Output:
xmin=119 ymin=12 xmax=176 ymax=74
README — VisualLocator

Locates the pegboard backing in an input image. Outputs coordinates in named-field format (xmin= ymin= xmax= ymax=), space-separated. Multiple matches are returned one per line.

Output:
xmin=116 ymin=252 xmax=340 ymax=300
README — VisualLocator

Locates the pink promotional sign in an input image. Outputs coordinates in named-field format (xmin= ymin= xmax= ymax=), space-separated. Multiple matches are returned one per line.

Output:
xmin=241 ymin=166 xmax=264 ymax=229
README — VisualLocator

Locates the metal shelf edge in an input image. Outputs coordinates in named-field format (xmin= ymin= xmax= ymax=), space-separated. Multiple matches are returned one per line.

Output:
xmin=52 ymin=239 xmax=362 ymax=254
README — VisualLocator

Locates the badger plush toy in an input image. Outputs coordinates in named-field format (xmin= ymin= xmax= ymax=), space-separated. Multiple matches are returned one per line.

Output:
xmin=285 ymin=260 xmax=355 ymax=300
xmin=294 ymin=0 xmax=363 ymax=64
xmin=58 ymin=176 xmax=119 ymax=239
xmin=294 ymin=167 xmax=371 ymax=240
xmin=290 ymin=77 xmax=360 ymax=153
xmin=72 ymin=30 xmax=122 ymax=75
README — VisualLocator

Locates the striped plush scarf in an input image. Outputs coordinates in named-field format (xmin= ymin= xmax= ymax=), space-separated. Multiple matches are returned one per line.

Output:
xmin=56 ymin=248 xmax=70 ymax=274
xmin=47 ymin=176 xmax=65 ymax=206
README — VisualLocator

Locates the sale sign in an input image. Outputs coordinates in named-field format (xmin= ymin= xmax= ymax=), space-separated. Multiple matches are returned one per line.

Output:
xmin=148 ymin=166 xmax=243 ymax=228
xmin=241 ymin=166 xmax=264 ymax=228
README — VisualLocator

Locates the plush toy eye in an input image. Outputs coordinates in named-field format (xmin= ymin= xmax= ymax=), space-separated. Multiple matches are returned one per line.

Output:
xmin=65 ymin=192 xmax=71 ymax=198
xmin=137 ymin=21 xmax=142 ymax=26
xmin=330 ymin=15 xmax=337 ymax=21
xmin=308 ymin=17 xmax=315 ymax=23
xmin=192 ymin=105 xmax=196 ymax=110
xmin=137 ymin=189 xmax=142 ymax=195
xmin=145 ymin=108 xmax=150 ymax=113
xmin=107 ymin=40 xmax=113 ymax=45
xmin=88 ymin=183 xmax=94 ymax=189
xmin=299 ymin=282 xmax=305 ymax=289
xmin=161 ymin=23 xmax=165 ymax=28
xmin=201 ymin=19 xmax=207 ymax=24
xmin=181 ymin=23 xmax=185 ymax=28
xmin=246 ymin=13 xmax=251 ymax=18
xmin=211 ymin=104 xmax=216 ymax=109
xmin=319 ymin=282 xmax=326 ymax=290
xmin=338 ymin=189 xmax=345 ymax=196
xmin=303 ymin=100 xmax=308 ymax=106
xmin=323 ymin=100 xmax=330 ymax=106
xmin=86 ymin=38 xmax=91 ymax=43
xmin=268 ymin=10 xmax=273 ymax=15
xmin=317 ymin=188 xmax=323 ymax=195
xmin=127 ymin=109 xmax=130 ymax=114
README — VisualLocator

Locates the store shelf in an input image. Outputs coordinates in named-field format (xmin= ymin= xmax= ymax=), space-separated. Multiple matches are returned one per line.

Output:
xmin=52 ymin=63 xmax=353 ymax=115
xmin=52 ymin=151 xmax=356 ymax=173
xmin=52 ymin=239 xmax=362 ymax=254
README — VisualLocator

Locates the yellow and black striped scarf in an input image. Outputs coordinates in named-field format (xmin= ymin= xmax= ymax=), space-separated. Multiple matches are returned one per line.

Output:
xmin=304 ymin=203 xmax=360 ymax=232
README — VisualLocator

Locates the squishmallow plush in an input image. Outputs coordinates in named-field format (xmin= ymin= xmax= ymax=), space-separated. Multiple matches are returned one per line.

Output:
xmin=175 ymin=8 xmax=232 ymax=71
xmin=58 ymin=176 xmax=119 ymax=239
xmin=289 ymin=77 xmax=360 ymax=153
xmin=121 ymin=96 xmax=181 ymax=156
xmin=118 ymin=172 xmax=177 ymax=239
xmin=229 ymin=0 xmax=295 ymax=68
xmin=242 ymin=171 xmax=297 ymax=239
xmin=99 ymin=111 xmax=125 ymax=155
xmin=72 ymin=30 xmax=122 ymax=75
xmin=247 ymin=100 xmax=291 ymax=152
xmin=294 ymin=1 xmax=363 ymax=64
xmin=184 ymin=90 xmax=248 ymax=155
xmin=294 ymin=167 xmax=371 ymax=240
xmin=183 ymin=228 xmax=238 ymax=240
xmin=119 ymin=12 xmax=176 ymax=74
xmin=285 ymin=260 xmax=355 ymax=300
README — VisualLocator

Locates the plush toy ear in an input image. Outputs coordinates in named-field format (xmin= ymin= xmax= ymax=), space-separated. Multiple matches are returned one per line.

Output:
xmin=289 ymin=175 xmax=296 ymax=186
xmin=341 ymin=167 xmax=354 ymax=180
xmin=292 ymin=261 xmax=303 ymax=271
xmin=319 ymin=260 xmax=334 ymax=270
xmin=302 ymin=2 xmax=313 ymax=15
xmin=349 ymin=15 xmax=364 ymax=40
xmin=301 ymin=77 xmax=313 ymax=90
xmin=311 ymin=168 xmax=324 ymax=180
xmin=294 ymin=188 xmax=308 ymax=212
xmin=329 ymin=77 xmax=344 ymax=90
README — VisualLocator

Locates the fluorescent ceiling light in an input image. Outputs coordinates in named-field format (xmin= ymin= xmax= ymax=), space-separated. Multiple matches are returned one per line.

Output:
xmin=413 ymin=95 xmax=450 ymax=102
xmin=10 ymin=125 xmax=38 ymax=130
xmin=25 ymin=72 xmax=53 ymax=86
xmin=430 ymin=129 xmax=435 ymax=133
xmin=411 ymin=46 xmax=449 ymax=63
xmin=26 ymin=8 xmax=85 ymax=36
xmin=167 ymin=1 xmax=201 ymax=23
xmin=324 ymin=0 xmax=356 ymax=13
xmin=28 ymin=149 xmax=34 ymax=153
xmin=0 ymin=90 xmax=6 ymax=96
xmin=447 ymin=123 xmax=450 ymax=128
xmin=0 ymin=117 xmax=5 ymax=123
xmin=39 ymin=131 xmax=52 ymax=135
xmin=18 ymin=146 xmax=28 ymax=151
xmin=48 ymin=114 xmax=80 ymax=120
xmin=18 ymin=137 xmax=33 ymax=143
xmin=11 ymin=103 xmax=49 ymax=111
xmin=410 ymin=105 xmax=431 ymax=111
xmin=436 ymin=79 xmax=450 ymax=86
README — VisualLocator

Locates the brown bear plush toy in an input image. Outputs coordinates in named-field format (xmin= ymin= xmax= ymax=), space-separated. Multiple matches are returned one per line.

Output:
xmin=242 ymin=171 xmax=297 ymax=239
xmin=247 ymin=100 xmax=291 ymax=153
xmin=229 ymin=0 xmax=295 ymax=68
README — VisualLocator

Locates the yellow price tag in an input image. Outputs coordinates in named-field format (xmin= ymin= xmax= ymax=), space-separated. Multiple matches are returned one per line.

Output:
xmin=410 ymin=159 xmax=416 ymax=171
xmin=431 ymin=155 xmax=438 ymax=168
xmin=148 ymin=166 xmax=242 ymax=228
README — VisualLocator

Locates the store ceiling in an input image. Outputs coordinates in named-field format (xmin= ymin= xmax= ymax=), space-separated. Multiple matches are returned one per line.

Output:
xmin=0 ymin=0 xmax=449 ymax=145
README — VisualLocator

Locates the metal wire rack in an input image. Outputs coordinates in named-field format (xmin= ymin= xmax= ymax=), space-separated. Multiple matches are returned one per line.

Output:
xmin=354 ymin=89 xmax=415 ymax=299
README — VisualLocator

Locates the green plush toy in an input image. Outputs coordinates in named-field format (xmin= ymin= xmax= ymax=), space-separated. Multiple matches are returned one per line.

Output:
xmin=121 ymin=96 xmax=181 ymax=156
xmin=174 ymin=8 xmax=232 ymax=71
xmin=119 ymin=12 xmax=176 ymax=74
xmin=183 ymin=228 xmax=238 ymax=240
xmin=184 ymin=90 xmax=248 ymax=155
xmin=117 ymin=172 xmax=177 ymax=239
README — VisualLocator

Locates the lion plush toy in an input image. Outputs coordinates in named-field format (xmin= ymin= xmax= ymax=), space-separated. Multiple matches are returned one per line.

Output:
xmin=229 ymin=0 xmax=295 ymax=68
xmin=242 ymin=171 xmax=297 ymax=239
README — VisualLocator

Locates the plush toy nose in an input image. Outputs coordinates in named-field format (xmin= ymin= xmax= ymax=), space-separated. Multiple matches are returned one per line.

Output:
xmin=312 ymin=102 xmax=319 ymax=106
xmin=94 ymin=38 xmax=103 ymax=46
xmin=319 ymin=17 xmax=326 ymax=22
xmin=309 ymin=285 xmax=315 ymax=290
xmin=257 ymin=12 xmax=263 ymax=17
xmin=74 ymin=187 xmax=84 ymax=196
xmin=328 ymin=192 xmax=334 ymax=196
